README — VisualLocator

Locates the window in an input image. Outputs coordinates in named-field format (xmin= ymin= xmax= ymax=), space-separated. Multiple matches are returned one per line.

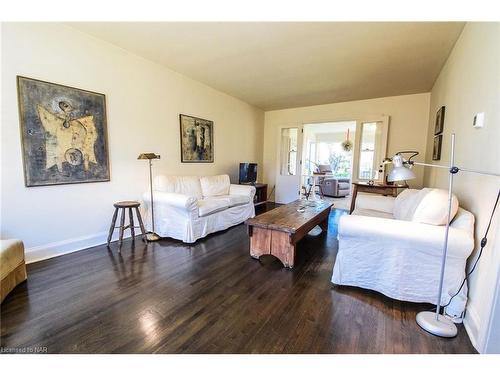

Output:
xmin=357 ymin=122 xmax=386 ymax=180
xmin=280 ymin=128 xmax=298 ymax=175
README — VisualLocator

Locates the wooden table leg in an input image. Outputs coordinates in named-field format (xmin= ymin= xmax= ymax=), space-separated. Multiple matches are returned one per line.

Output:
xmin=349 ymin=184 xmax=358 ymax=214
xmin=319 ymin=216 xmax=329 ymax=232
xmin=249 ymin=227 xmax=271 ymax=259
xmin=270 ymin=231 xmax=296 ymax=269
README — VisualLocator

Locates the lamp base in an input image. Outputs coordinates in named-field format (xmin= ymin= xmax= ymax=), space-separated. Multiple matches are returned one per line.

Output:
xmin=416 ymin=311 xmax=457 ymax=338
xmin=145 ymin=232 xmax=161 ymax=242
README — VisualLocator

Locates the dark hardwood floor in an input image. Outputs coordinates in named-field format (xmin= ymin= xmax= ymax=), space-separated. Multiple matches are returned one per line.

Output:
xmin=0 ymin=204 xmax=476 ymax=354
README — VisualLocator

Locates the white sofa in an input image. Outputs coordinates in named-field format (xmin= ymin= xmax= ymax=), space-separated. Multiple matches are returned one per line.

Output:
xmin=332 ymin=188 xmax=475 ymax=319
xmin=142 ymin=174 xmax=256 ymax=243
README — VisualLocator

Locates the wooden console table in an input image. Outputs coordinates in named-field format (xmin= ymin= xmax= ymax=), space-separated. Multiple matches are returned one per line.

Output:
xmin=349 ymin=182 xmax=408 ymax=214
xmin=246 ymin=200 xmax=332 ymax=268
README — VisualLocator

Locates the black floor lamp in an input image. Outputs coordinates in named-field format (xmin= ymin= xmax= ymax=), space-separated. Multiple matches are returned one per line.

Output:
xmin=138 ymin=153 xmax=161 ymax=242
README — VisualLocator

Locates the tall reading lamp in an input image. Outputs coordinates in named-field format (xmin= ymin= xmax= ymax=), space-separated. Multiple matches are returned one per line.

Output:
xmin=138 ymin=153 xmax=161 ymax=241
xmin=385 ymin=133 xmax=500 ymax=337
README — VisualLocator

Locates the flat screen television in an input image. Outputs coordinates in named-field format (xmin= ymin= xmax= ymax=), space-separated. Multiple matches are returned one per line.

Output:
xmin=239 ymin=163 xmax=257 ymax=184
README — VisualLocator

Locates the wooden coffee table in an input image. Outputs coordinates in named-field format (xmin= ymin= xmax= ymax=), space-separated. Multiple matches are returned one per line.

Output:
xmin=245 ymin=200 xmax=333 ymax=268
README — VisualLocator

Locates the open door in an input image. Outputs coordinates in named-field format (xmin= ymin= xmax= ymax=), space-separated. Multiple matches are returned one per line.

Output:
xmin=275 ymin=125 xmax=303 ymax=203
xmin=352 ymin=116 xmax=390 ymax=183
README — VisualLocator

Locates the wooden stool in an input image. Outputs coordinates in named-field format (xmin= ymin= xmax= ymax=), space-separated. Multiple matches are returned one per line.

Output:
xmin=107 ymin=201 xmax=147 ymax=248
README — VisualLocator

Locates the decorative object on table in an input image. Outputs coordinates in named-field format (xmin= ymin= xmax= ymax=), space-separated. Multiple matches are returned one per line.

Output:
xmin=106 ymin=201 xmax=147 ymax=249
xmin=179 ymin=114 xmax=214 ymax=163
xmin=305 ymin=172 xmax=325 ymax=200
xmin=385 ymin=135 xmax=500 ymax=338
xmin=432 ymin=134 xmax=443 ymax=161
xmin=434 ymin=106 xmax=445 ymax=135
xmin=349 ymin=181 xmax=408 ymax=213
xmin=138 ymin=153 xmax=161 ymax=241
xmin=341 ymin=128 xmax=353 ymax=152
xmin=17 ymin=76 xmax=109 ymax=187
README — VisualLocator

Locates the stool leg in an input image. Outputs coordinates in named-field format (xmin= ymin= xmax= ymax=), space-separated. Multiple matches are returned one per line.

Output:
xmin=118 ymin=208 xmax=126 ymax=247
xmin=107 ymin=207 xmax=118 ymax=247
xmin=129 ymin=207 xmax=135 ymax=241
xmin=135 ymin=207 xmax=147 ymax=242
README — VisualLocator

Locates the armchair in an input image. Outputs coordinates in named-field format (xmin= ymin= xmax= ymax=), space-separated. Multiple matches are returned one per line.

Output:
xmin=315 ymin=164 xmax=351 ymax=197
xmin=320 ymin=177 xmax=351 ymax=197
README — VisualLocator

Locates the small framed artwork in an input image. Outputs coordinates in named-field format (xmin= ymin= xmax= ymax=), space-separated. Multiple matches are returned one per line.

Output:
xmin=432 ymin=134 xmax=443 ymax=161
xmin=17 ymin=76 xmax=110 ymax=187
xmin=434 ymin=106 xmax=445 ymax=135
xmin=179 ymin=114 xmax=214 ymax=163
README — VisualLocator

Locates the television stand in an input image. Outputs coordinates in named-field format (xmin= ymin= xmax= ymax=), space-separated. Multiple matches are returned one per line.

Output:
xmin=241 ymin=183 xmax=267 ymax=206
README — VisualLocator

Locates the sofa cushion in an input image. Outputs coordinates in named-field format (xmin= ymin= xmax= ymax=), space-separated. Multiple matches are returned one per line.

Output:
xmin=210 ymin=194 xmax=251 ymax=207
xmin=154 ymin=175 xmax=203 ymax=199
xmin=197 ymin=197 xmax=230 ymax=217
xmin=227 ymin=194 xmax=251 ymax=207
xmin=200 ymin=175 xmax=230 ymax=197
xmin=412 ymin=188 xmax=459 ymax=226
xmin=393 ymin=189 xmax=422 ymax=221
xmin=352 ymin=208 xmax=393 ymax=219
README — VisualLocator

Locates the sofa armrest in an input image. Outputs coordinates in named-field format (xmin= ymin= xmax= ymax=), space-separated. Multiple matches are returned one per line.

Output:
xmin=143 ymin=191 xmax=198 ymax=211
xmin=339 ymin=215 xmax=474 ymax=259
xmin=353 ymin=193 xmax=395 ymax=214
xmin=229 ymin=184 xmax=256 ymax=199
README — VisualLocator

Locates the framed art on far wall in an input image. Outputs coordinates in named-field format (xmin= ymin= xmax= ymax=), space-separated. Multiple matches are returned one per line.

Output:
xmin=179 ymin=114 xmax=214 ymax=163
xmin=432 ymin=134 xmax=443 ymax=161
xmin=17 ymin=76 xmax=110 ymax=187
xmin=434 ymin=106 xmax=445 ymax=135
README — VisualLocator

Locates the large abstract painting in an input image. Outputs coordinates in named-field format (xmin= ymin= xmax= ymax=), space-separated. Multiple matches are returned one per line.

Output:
xmin=179 ymin=114 xmax=214 ymax=163
xmin=17 ymin=76 xmax=110 ymax=187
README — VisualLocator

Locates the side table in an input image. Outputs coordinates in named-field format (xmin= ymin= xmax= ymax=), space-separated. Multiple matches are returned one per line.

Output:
xmin=349 ymin=182 xmax=408 ymax=214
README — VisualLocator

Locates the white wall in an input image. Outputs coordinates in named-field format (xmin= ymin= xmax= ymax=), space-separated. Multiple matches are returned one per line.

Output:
xmin=0 ymin=23 xmax=264 ymax=262
xmin=263 ymin=93 xmax=431 ymax=195
xmin=423 ymin=22 xmax=500 ymax=353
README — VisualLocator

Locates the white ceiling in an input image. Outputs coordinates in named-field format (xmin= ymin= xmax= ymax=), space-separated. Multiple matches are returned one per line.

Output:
xmin=70 ymin=22 xmax=465 ymax=110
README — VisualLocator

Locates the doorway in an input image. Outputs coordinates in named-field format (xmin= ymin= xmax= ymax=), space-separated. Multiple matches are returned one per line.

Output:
xmin=274 ymin=116 xmax=389 ymax=204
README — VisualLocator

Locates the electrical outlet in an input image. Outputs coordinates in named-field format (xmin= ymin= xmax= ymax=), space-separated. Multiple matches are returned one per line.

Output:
xmin=473 ymin=112 xmax=485 ymax=128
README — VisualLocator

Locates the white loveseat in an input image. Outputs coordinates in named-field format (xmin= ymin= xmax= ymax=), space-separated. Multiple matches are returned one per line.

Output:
xmin=142 ymin=174 xmax=256 ymax=243
xmin=332 ymin=188 xmax=475 ymax=319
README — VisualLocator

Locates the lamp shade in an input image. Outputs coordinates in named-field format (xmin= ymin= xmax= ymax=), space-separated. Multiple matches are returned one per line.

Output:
xmin=387 ymin=153 xmax=416 ymax=182
xmin=387 ymin=166 xmax=416 ymax=182
xmin=138 ymin=153 xmax=160 ymax=160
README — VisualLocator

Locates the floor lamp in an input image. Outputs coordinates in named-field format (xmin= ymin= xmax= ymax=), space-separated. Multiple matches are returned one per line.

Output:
xmin=385 ymin=133 xmax=500 ymax=338
xmin=138 ymin=153 xmax=161 ymax=242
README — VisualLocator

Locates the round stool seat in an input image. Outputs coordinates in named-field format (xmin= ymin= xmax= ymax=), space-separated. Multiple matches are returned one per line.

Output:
xmin=113 ymin=200 xmax=140 ymax=208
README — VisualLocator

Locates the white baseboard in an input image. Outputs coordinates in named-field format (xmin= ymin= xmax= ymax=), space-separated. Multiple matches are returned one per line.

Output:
xmin=464 ymin=303 xmax=482 ymax=353
xmin=25 ymin=231 xmax=132 ymax=264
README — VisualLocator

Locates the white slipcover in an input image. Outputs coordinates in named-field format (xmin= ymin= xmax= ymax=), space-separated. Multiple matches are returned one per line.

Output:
xmin=142 ymin=175 xmax=256 ymax=243
xmin=332 ymin=188 xmax=475 ymax=320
